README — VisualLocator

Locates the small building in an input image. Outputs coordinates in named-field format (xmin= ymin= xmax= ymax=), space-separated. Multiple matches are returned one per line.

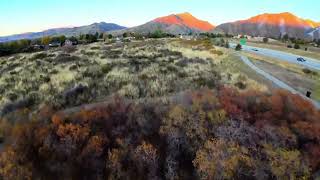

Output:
xmin=32 ymin=44 xmax=45 ymax=50
xmin=234 ymin=34 xmax=252 ymax=39
xmin=64 ymin=39 xmax=73 ymax=46
xmin=123 ymin=37 xmax=135 ymax=42
xmin=49 ymin=42 xmax=61 ymax=48
xmin=115 ymin=37 xmax=122 ymax=43
xmin=180 ymin=35 xmax=198 ymax=41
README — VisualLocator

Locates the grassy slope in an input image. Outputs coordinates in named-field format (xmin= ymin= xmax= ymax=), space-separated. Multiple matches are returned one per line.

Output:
xmin=172 ymin=39 xmax=269 ymax=92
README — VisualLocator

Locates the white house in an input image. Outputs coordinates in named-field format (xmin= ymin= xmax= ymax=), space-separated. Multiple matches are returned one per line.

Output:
xmin=64 ymin=39 xmax=73 ymax=46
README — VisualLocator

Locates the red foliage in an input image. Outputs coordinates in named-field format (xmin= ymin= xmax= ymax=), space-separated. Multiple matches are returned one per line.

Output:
xmin=218 ymin=87 xmax=320 ymax=170
xmin=293 ymin=121 xmax=320 ymax=142
xmin=218 ymin=87 xmax=320 ymax=126
xmin=56 ymin=123 xmax=90 ymax=142
xmin=38 ymin=105 xmax=55 ymax=121
xmin=51 ymin=113 xmax=64 ymax=126
xmin=217 ymin=87 xmax=247 ymax=118
xmin=304 ymin=143 xmax=320 ymax=170
xmin=1 ymin=88 xmax=320 ymax=178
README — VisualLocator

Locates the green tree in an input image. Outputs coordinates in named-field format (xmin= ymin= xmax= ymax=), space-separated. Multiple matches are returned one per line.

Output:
xmin=59 ymin=35 xmax=66 ymax=44
xmin=263 ymin=37 xmax=269 ymax=43
xmin=0 ymin=39 xmax=33 ymax=56
xmin=18 ymin=39 xmax=31 ymax=47
xmin=41 ymin=36 xmax=51 ymax=45
xmin=99 ymin=33 xmax=104 ymax=39
xmin=283 ymin=34 xmax=289 ymax=42
xmin=68 ymin=36 xmax=78 ymax=43
xmin=84 ymin=34 xmax=97 ymax=43
xmin=225 ymin=41 xmax=230 ymax=48
xmin=294 ymin=43 xmax=300 ymax=49
xmin=220 ymin=38 xmax=225 ymax=45
xmin=134 ymin=33 xmax=143 ymax=40
xmin=79 ymin=34 xmax=85 ymax=40
xmin=123 ymin=32 xmax=128 ymax=38
xmin=235 ymin=44 xmax=242 ymax=51
xmin=290 ymin=37 xmax=296 ymax=43
xmin=149 ymin=30 xmax=166 ymax=39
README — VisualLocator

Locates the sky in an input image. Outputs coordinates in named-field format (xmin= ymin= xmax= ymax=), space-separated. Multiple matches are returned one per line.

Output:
xmin=0 ymin=0 xmax=319 ymax=36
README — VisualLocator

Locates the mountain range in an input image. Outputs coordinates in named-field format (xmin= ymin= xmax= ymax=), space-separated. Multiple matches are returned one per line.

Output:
xmin=153 ymin=12 xmax=215 ymax=32
xmin=0 ymin=12 xmax=319 ymax=42
xmin=112 ymin=12 xmax=215 ymax=36
xmin=216 ymin=12 xmax=319 ymax=40
xmin=0 ymin=22 xmax=126 ymax=42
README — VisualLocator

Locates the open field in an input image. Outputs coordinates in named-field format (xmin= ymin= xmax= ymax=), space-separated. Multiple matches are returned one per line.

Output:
xmin=0 ymin=38 xmax=268 ymax=117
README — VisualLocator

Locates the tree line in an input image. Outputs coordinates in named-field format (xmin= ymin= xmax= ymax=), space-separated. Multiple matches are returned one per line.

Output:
xmin=0 ymin=32 xmax=105 ymax=57
xmin=0 ymin=30 xmax=176 ymax=57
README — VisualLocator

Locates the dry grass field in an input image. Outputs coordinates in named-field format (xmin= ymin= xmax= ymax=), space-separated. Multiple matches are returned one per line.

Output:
xmin=0 ymin=38 xmax=268 ymax=117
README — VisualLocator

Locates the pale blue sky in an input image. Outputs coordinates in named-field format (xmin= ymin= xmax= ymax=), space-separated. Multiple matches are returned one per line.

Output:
xmin=0 ymin=0 xmax=319 ymax=36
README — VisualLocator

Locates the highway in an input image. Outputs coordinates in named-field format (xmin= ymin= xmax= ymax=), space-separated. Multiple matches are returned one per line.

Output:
xmin=238 ymin=54 xmax=320 ymax=109
xmin=230 ymin=43 xmax=320 ymax=71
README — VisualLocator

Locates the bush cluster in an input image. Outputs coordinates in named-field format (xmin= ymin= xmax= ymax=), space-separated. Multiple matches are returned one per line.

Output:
xmin=0 ymin=87 xmax=319 ymax=179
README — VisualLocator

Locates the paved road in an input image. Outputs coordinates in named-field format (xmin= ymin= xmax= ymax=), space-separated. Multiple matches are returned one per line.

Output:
xmin=230 ymin=43 xmax=320 ymax=71
xmin=238 ymin=54 xmax=320 ymax=109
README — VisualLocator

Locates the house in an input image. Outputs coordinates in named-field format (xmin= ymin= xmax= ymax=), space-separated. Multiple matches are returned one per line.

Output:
xmin=49 ymin=42 xmax=61 ymax=48
xmin=234 ymin=34 xmax=253 ymax=39
xmin=64 ymin=39 xmax=73 ymax=46
xmin=180 ymin=35 xmax=198 ymax=41
xmin=32 ymin=44 xmax=45 ymax=50
xmin=123 ymin=37 xmax=135 ymax=42
xmin=115 ymin=37 xmax=122 ymax=43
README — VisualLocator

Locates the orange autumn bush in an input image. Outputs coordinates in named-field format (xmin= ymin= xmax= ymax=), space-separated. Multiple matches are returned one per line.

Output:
xmin=0 ymin=88 xmax=319 ymax=179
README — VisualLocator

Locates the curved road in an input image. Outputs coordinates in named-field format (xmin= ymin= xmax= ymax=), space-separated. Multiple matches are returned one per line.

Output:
xmin=230 ymin=43 xmax=320 ymax=71
xmin=238 ymin=54 xmax=320 ymax=109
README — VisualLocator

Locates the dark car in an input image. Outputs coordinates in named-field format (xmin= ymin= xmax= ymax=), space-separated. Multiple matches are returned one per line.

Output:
xmin=297 ymin=57 xmax=306 ymax=62
xmin=252 ymin=48 xmax=259 ymax=51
